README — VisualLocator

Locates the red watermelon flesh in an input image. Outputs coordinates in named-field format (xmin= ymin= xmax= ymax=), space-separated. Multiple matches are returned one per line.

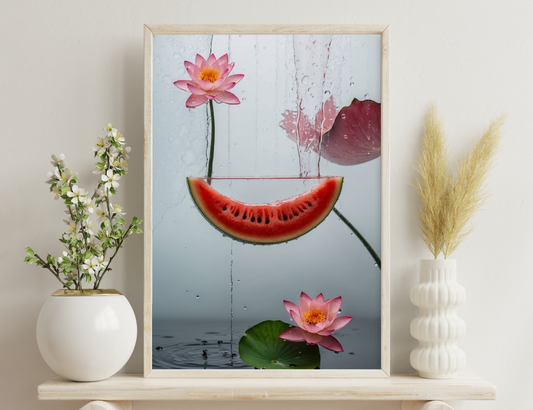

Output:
xmin=187 ymin=177 xmax=343 ymax=244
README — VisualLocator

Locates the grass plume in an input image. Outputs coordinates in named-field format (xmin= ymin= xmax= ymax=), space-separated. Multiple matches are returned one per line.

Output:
xmin=414 ymin=105 xmax=504 ymax=259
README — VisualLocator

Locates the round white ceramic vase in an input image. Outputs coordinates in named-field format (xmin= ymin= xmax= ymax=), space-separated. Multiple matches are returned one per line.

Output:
xmin=36 ymin=289 xmax=137 ymax=382
xmin=410 ymin=259 xmax=466 ymax=378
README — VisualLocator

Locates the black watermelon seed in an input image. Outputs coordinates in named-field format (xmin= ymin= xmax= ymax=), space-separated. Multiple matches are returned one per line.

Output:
xmin=283 ymin=215 xmax=288 ymax=221
xmin=265 ymin=219 xmax=269 ymax=224
xmin=250 ymin=217 xmax=255 ymax=222
xmin=308 ymin=203 xmax=312 ymax=206
xmin=257 ymin=217 xmax=261 ymax=223
xmin=243 ymin=214 xmax=247 ymax=220
xmin=235 ymin=211 xmax=239 ymax=217
xmin=222 ymin=206 xmax=226 ymax=211
xmin=293 ymin=212 xmax=298 ymax=217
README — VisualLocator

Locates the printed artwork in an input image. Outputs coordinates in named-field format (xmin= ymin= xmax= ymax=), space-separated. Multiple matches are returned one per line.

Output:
xmin=151 ymin=33 xmax=382 ymax=370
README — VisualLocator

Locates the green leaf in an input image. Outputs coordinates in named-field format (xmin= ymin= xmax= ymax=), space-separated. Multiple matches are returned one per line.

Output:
xmin=36 ymin=260 xmax=44 ymax=267
xmin=103 ymin=219 xmax=109 ymax=227
xmin=95 ymin=162 xmax=105 ymax=170
xmin=132 ymin=217 xmax=142 ymax=226
xmin=117 ymin=218 xmax=125 ymax=225
xmin=238 ymin=320 xmax=320 ymax=369
xmin=61 ymin=185 xmax=69 ymax=195
xmin=84 ymin=273 xmax=92 ymax=283
xmin=128 ymin=229 xmax=133 ymax=235
xmin=110 ymin=187 xmax=117 ymax=195
xmin=25 ymin=247 xmax=35 ymax=255
xmin=66 ymin=281 xmax=73 ymax=287
xmin=46 ymin=254 xmax=53 ymax=264
xmin=133 ymin=227 xmax=143 ymax=234
xmin=24 ymin=256 xmax=36 ymax=264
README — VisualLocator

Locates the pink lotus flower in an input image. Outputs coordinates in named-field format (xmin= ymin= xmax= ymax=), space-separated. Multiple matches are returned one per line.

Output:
xmin=280 ymin=97 xmax=381 ymax=166
xmin=279 ymin=292 xmax=352 ymax=352
xmin=174 ymin=53 xmax=244 ymax=108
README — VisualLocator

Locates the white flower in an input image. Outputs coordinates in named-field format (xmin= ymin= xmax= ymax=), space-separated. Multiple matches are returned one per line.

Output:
xmin=115 ymin=132 xmax=125 ymax=145
xmin=112 ymin=203 xmax=126 ymax=217
xmin=50 ymin=154 xmax=66 ymax=167
xmin=67 ymin=185 xmax=88 ymax=205
xmin=93 ymin=136 xmax=110 ymax=155
xmin=58 ymin=251 xmax=70 ymax=264
xmin=85 ymin=220 xmax=95 ymax=235
xmin=106 ymin=123 xmax=118 ymax=138
xmin=123 ymin=146 xmax=131 ymax=159
xmin=111 ymin=157 xmax=128 ymax=170
xmin=95 ymin=187 xmax=106 ymax=200
xmin=96 ymin=206 xmax=107 ymax=222
xmin=82 ymin=256 xmax=101 ymax=274
xmin=45 ymin=168 xmax=60 ymax=184
xmin=101 ymin=170 xmax=120 ymax=190
xmin=58 ymin=168 xmax=76 ymax=187
xmin=109 ymin=146 xmax=120 ymax=158
xmin=66 ymin=221 xmax=78 ymax=235
xmin=97 ymin=254 xmax=108 ymax=269
xmin=85 ymin=198 xmax=96 ymax=213
xmin=89 ymin=237 xmax=103 ymax=252
xmin=52 ymin=185 xmax=61 ymax=200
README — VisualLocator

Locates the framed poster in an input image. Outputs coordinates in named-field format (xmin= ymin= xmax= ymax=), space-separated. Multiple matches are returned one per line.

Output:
xmin=144 ymin=24 xmax=390 ymax=378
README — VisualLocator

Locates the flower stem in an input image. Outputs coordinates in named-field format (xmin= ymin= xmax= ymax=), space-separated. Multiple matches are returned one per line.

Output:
xmin=207 ymin=99 xmax=216 ymax=185
xmin=333 ymin=207 xmax=381 ymax=269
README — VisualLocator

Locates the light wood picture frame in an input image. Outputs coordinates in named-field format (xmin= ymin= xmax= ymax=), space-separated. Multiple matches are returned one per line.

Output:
xmin=144 ymin=24 xmax=390 ymax=378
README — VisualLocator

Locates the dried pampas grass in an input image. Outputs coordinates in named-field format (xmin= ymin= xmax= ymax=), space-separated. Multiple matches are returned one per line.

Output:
xmin=414 ymin=104 xmax=505 ymax=259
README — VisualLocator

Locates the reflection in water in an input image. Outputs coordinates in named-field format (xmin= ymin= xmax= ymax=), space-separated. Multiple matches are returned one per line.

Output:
xmin=153 ymin=318 xmax=380 ymax=370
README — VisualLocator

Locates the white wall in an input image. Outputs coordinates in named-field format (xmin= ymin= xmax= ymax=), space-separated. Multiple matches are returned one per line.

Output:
xmin=1 ymin=0 xmax=531 ymax=409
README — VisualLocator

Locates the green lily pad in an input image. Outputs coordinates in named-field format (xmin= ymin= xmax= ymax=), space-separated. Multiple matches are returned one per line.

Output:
xmin=238 ymin=320 xmax=320 ymax=369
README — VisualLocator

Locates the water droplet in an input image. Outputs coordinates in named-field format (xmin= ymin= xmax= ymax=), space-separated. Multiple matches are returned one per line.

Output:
xmin=196 ymin=295 xmax=200 ymax=299
xmin=201 ymin=340 xmax=208 ymax=345
xmin=243 ymin=306 xmax=247 ymax=310
xmin=340 ymin=114 xmax=346 ymax=119
xmin=173 ymin=53 xmax=180 ymax=59
xmin=350 ymin=82 xmax=354 ymax=87
xmin=155 ymin=346 xmax=163 ymax=350
xmin=179 ymin=46 xmax=186 ymax=53
xmin=237 ymin=279 xmax=240 ymax=283
xmin=217 ymin=340 xmax=223 ymax=345
xmin=186 ymin=290 xmax=189 ymax=294
xmin=374 ymin=263 xmax=378 ymax=267
xmin=363 ymin=43 xmax=366 ymax=47
xmin=242 ymin=97 xmax=246 ymax=101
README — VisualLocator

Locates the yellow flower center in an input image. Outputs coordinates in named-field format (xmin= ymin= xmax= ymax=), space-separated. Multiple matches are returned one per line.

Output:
xmin=303 ymin=309 xmax=326 ymax=325
xmin=198 ymin=67 xmax=220 ymax=83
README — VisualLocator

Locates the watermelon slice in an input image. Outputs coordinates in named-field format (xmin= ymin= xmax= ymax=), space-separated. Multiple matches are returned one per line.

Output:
xmin=187 ymin=177 xmax=343 ymax=244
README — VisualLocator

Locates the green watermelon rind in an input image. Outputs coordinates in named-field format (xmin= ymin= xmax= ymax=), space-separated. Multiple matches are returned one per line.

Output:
xmin=187 ymin=176 xmax=344 ymax=245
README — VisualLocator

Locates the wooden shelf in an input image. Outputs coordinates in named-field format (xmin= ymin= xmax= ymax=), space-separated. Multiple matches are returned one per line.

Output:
xmin=38 ymin=374 xmax=496 ymax=401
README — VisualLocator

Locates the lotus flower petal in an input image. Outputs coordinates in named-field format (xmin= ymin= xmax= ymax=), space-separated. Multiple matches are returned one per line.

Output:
xmin=317 ymin=328 xmax=335 ymax=336
xmin=283 ymin=300 xmax=300 ymax=315
xmin=216 ymin=91 xmax=240 ymax=105
xmin=289 ymin=310 xmax=306 ymax=330
xmin=279 ymin=326 xmax=306 ymax=342
xmin=226 ymin=74 xmax=245 ymax=84
xmin=303 ymin=331 xmax=323 ymax=345
xmin=318 ymin=335 xmax=343 ymax=352
xmin=173 ymin=80 xmax=191 ymax=92
xmin=185 ymin=94 xmax=208 ymax=108
xmin=299 ymin=292 xmax=312 ymax=311
xmin=174 ymin=53 xmax=243 ymax=107
xmin=187 ymin=83 xmax=207 ymax=95
xmin=280 ymin=97 xmax=381 ymax=166
xmin=327 ymin=296 xmax=342 ymax=318
xmin=328 ymin=316 xmax=353 ymax=331
xmin=311 ymin=293 xmax=325 ymax=307
xmin=304 ymin=320 xmax=328 ymax=334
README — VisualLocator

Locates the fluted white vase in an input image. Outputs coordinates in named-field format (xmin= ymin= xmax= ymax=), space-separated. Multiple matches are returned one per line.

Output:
xmin=410 ymin=259 xmax=466 ymax=378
